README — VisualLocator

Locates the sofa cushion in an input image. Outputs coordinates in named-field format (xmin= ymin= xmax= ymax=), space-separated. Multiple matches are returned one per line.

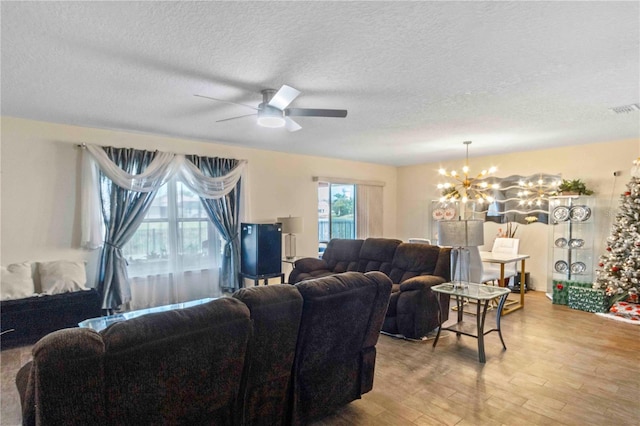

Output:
xmin=434 ymin=246 xmax=452 ymax=281
xmin=321 ymin=239 xmax=364 ymax=273
xmin=101 ymin=298 xmax=252 ymax=425
xmin=37 ymin=260 xmax=89 ymax=295
xmin=356 ymin=238 xmax=402 ymax=275
xmin=21 ymin=328 xmax=107 ymax=426
xmin=292 ymin=271 xmax=392 ymax=424
xmin=232 ymin=285 xmax=303 ymax=425
xmin=1 ymin=262 xmax=35 ymax=301
xmin=388 ymin=243 xmax=441 ymax=284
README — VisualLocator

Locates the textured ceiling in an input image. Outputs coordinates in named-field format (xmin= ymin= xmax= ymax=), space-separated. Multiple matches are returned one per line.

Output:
xmin=1 ymin=1 xmax=638 ymax=166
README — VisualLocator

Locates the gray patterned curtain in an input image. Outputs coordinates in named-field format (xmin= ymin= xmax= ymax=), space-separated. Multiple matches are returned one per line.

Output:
xmin=186 ymin=155 xmax=242 ymax=292
xmin=98 ymin=147 xmax=158 ymax=312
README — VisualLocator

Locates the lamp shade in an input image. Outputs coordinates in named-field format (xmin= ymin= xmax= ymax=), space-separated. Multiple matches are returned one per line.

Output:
xmin=277 ymin=216 xmax=303 ymax=234
xmin=438 ymin=220 xmax=484 ymax=247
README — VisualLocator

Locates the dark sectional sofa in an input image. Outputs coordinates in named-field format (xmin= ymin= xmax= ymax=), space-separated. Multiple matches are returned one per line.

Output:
xmin=289 ymin=238 xmax=452 ymax=339
xmin=16 ymin=271 xmax=392 ymax=426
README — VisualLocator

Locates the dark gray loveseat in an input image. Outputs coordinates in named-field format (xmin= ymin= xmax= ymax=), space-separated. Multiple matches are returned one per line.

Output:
xmin=289 ymin=238 xmax=451 ymax=339
xmin=16 ymin=271 xmax=392 ymax=425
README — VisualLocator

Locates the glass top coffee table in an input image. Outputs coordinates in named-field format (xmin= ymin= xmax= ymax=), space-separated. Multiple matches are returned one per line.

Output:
xmin=78 ymin=298 xmax=216 ymax=332
xmin=431 ymin=282 xmax=511 ymax=363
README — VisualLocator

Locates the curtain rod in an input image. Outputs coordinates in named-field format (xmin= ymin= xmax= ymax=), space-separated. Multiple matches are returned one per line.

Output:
xmin=74 ymin=142 xmax=248 ymax=162
xmin=313 ymin=176 xmax=385 ymax=187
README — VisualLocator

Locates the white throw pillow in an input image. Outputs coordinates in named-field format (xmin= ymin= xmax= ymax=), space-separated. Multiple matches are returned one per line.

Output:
xmin=1 ymin=262 xmax=36 ymax=300
xmin=38 ymin=261 xmax=89 ymax=295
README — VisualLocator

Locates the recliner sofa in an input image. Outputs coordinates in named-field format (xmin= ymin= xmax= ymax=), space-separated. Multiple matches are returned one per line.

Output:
xmin=16 ymin=271 xmax=392 ymax=426
xmin=289 ymin=238 xmax=451 ymax=339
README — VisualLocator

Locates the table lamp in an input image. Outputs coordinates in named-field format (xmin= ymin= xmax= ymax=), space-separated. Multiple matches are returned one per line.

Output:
xmin=438 ymin=219 xmax=484 ymax=289
xmin=277 ymin=216 xmax=303 ymax=259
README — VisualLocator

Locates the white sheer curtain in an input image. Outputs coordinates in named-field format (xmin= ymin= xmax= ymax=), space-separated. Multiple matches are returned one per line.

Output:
xmin=81 ymin=144 xmax=246 ymax=249
xmin=129 ymin=268 xmax=220 ymax=310
xmin=356 ymin=184 xmax=384 ymax=238
xmin=81 ymin=144 xmax=247 ymax=310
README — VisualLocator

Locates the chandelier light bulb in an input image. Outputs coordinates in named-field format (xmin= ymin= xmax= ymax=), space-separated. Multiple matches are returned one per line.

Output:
xmin=438 ymin=168 xmax=446 ymax=175
xmin=451 ymin=170 xmax=457 ymax=177
xmin=462 ymin=165 xmax=469 ymax=173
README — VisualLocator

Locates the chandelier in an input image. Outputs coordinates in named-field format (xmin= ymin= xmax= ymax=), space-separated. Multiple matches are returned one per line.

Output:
xmin=437 ymin=141 xmax=498 ymax=204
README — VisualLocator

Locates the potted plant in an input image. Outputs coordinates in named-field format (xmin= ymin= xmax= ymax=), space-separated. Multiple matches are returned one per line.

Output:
xmin=555 ymin=179 xmax=594 ymax=196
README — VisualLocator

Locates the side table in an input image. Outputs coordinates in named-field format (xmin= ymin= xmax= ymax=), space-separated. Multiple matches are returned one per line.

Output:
xmin=239 ymin=272 xmax=285 ymax=287
xmin=431 ymin=282 xmax=511 ymax=363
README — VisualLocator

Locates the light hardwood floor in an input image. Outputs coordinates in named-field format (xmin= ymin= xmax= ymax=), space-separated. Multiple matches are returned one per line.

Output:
xmin=2 ymin=291 xmax=638 ymax=425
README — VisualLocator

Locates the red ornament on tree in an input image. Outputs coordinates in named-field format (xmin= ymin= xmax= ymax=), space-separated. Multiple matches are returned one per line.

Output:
xmin=599 ymin=262 xmax=604 ymax=267
xmin=556 ymin=283 xmax=564 ymax=290
xmin=611 ymin=266 xmax=620 ymax=272
xmin=624 ymin=191 xmax=631 ymax=196
xmin=606 ymin=247 xmax=612 ymax=252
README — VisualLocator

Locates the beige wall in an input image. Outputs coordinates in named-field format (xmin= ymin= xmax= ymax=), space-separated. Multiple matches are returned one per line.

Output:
xmin=0 ymin=117 xmax=398 ymax=286
xmin=2 ymin=116 xmax=639 ymax=294
xmin=397 ymin=139 xmax=640 ymax=291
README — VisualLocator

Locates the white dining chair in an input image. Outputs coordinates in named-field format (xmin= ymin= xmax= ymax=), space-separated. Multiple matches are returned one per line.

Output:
xmin=482 ymin=238 xmax=520 ymax=286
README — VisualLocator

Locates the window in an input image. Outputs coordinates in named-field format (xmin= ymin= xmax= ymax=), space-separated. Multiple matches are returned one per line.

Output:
xmin=316 ymin=177 xmax=384 ymax=256
xmin=123 ymin=177 xmax=221 ymax=278
xmin=318 ymin=182 xmax=356 ymax=253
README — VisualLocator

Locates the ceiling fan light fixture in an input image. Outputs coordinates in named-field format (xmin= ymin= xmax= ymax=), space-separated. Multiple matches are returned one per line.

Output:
xmin=257 ymin=105 xmax=285 ymax=128
xmin=257 ymin=115 xmax=286 ymax=128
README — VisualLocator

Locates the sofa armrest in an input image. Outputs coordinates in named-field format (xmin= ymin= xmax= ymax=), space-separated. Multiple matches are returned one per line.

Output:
xmin=395 ymin=275 xmax=450 ymax=336
xmin=294 ymin=257 xmax=329 ymax=273
xmin=398 ymin=275 xmax=446 ymax=292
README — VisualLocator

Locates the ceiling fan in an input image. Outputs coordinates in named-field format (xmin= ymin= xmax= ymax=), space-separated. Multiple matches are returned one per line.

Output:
xmin=194 ymin=85 xmax=347 ymax=132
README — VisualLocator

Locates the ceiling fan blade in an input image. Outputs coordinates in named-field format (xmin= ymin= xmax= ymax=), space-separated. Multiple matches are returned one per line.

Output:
xmin=286 ymin=108 xmax=348 ymax=118
xmin=268 ymin=85 xmax=301 ymax=110
xmin=285 ymin=117 xmax=302 ymax=132
xmin=216 ymin=113 xmax=257 ymax=123
xmin=194 ymin=94 xmax=259 ymax=111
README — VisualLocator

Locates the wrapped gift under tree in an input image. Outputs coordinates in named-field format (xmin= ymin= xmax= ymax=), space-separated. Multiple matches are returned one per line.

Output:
xmin=568 ymin=286 xmax=607 ymax=313
xmin=609 ymin=301 xmax=640 ymax=321
xmin=552 ymin=280 xmax=592 ymax=305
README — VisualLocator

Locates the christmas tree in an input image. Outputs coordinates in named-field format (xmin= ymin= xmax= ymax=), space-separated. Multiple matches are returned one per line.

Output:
xmin=593 ymin=158 xmax=640 ymax=307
